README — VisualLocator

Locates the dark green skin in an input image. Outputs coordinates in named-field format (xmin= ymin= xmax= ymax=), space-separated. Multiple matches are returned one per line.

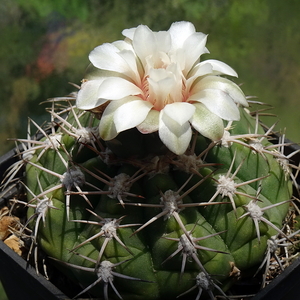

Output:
xmin=26 ymin=107 xmax=291 ymax=299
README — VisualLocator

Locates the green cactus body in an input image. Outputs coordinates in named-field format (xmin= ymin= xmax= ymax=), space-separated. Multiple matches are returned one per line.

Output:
xmin=24 ymin=100 xmax=292 ymax=299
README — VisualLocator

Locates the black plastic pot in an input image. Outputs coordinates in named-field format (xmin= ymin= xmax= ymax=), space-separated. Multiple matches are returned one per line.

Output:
xmin=0 ymin=136 xmax=299 ymax=300
xmin=0 ymin=240 xmax=67 ymax=300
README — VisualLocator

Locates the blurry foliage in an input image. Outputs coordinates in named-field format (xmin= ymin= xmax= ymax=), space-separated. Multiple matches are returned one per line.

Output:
xmin=15 ymin=0 xmax=91 ymax=20
xmin=0 ymin=0 xmax=300 ymax=155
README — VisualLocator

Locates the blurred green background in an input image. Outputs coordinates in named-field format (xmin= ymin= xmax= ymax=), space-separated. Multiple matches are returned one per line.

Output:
xmin=1 ymin=0 xmax=300 ymax=157
xmin=0 ymin=0 xmax=299 ymax=298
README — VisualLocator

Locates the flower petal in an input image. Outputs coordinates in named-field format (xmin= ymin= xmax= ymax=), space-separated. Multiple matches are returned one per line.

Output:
xmin=99 ymin=98 xmax=136 ymax=140
xmin=122 ymin=27 xmax=137 ymax=40
xmin=76 ymin=79 xmax=107 ymax=110
xmin=182 ymin=32 xmax=209 ymax=75
xmin=190 ymin=103 xmax=224 ymax=141
xmin=98 ymin=77 xmax=142 ymax=100
xmin=189 ymin=88 xmax=240 ymax=120
xmin=114 ymin=100 xmax=153 ymax=133
xmin=89 ymin=42 xmax=132 ymax=74
xmin=169 ymin=21 xmax=209 ymax=75
xmin=117 ymin=49 xmax=142 ymax=84
xmin=159 ymin=109 xmax=192 ymax=155
xmin=192 ymin=75 xmax=248 ymax=107
xmin=155 ymin=31 xmax=172 ymax=53
xmin=195 ymin=60 xmax=238 ymax=77
xmin=84 ymin=64 xmax=120 ymax=80
xmin=169 ymin=21 xmax=196 ymax=49
xmin=137 ymin=109 xmax=159 ymax=133
xmin=112 ymin=40 xmax=134 ymax=52
xmin=187 ymin=63 xmax=213 ymax=79
xmin=132 ymin=25 xmax=157 ymax=66
xmin=163 ymin=102 xmax=195 ymax=126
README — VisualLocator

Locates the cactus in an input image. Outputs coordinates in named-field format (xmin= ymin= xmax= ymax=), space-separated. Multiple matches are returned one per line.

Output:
xmin=2 ymin=21 xmax=296 ymax=300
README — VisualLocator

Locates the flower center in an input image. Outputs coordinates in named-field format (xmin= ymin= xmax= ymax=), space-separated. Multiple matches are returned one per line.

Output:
xmin=139 ymin=53 xmax=187 ymax=111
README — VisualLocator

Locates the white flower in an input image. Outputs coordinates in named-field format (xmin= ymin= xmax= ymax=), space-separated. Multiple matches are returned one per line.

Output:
xmin=76 ymin=21 xmax=248 ymax=155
